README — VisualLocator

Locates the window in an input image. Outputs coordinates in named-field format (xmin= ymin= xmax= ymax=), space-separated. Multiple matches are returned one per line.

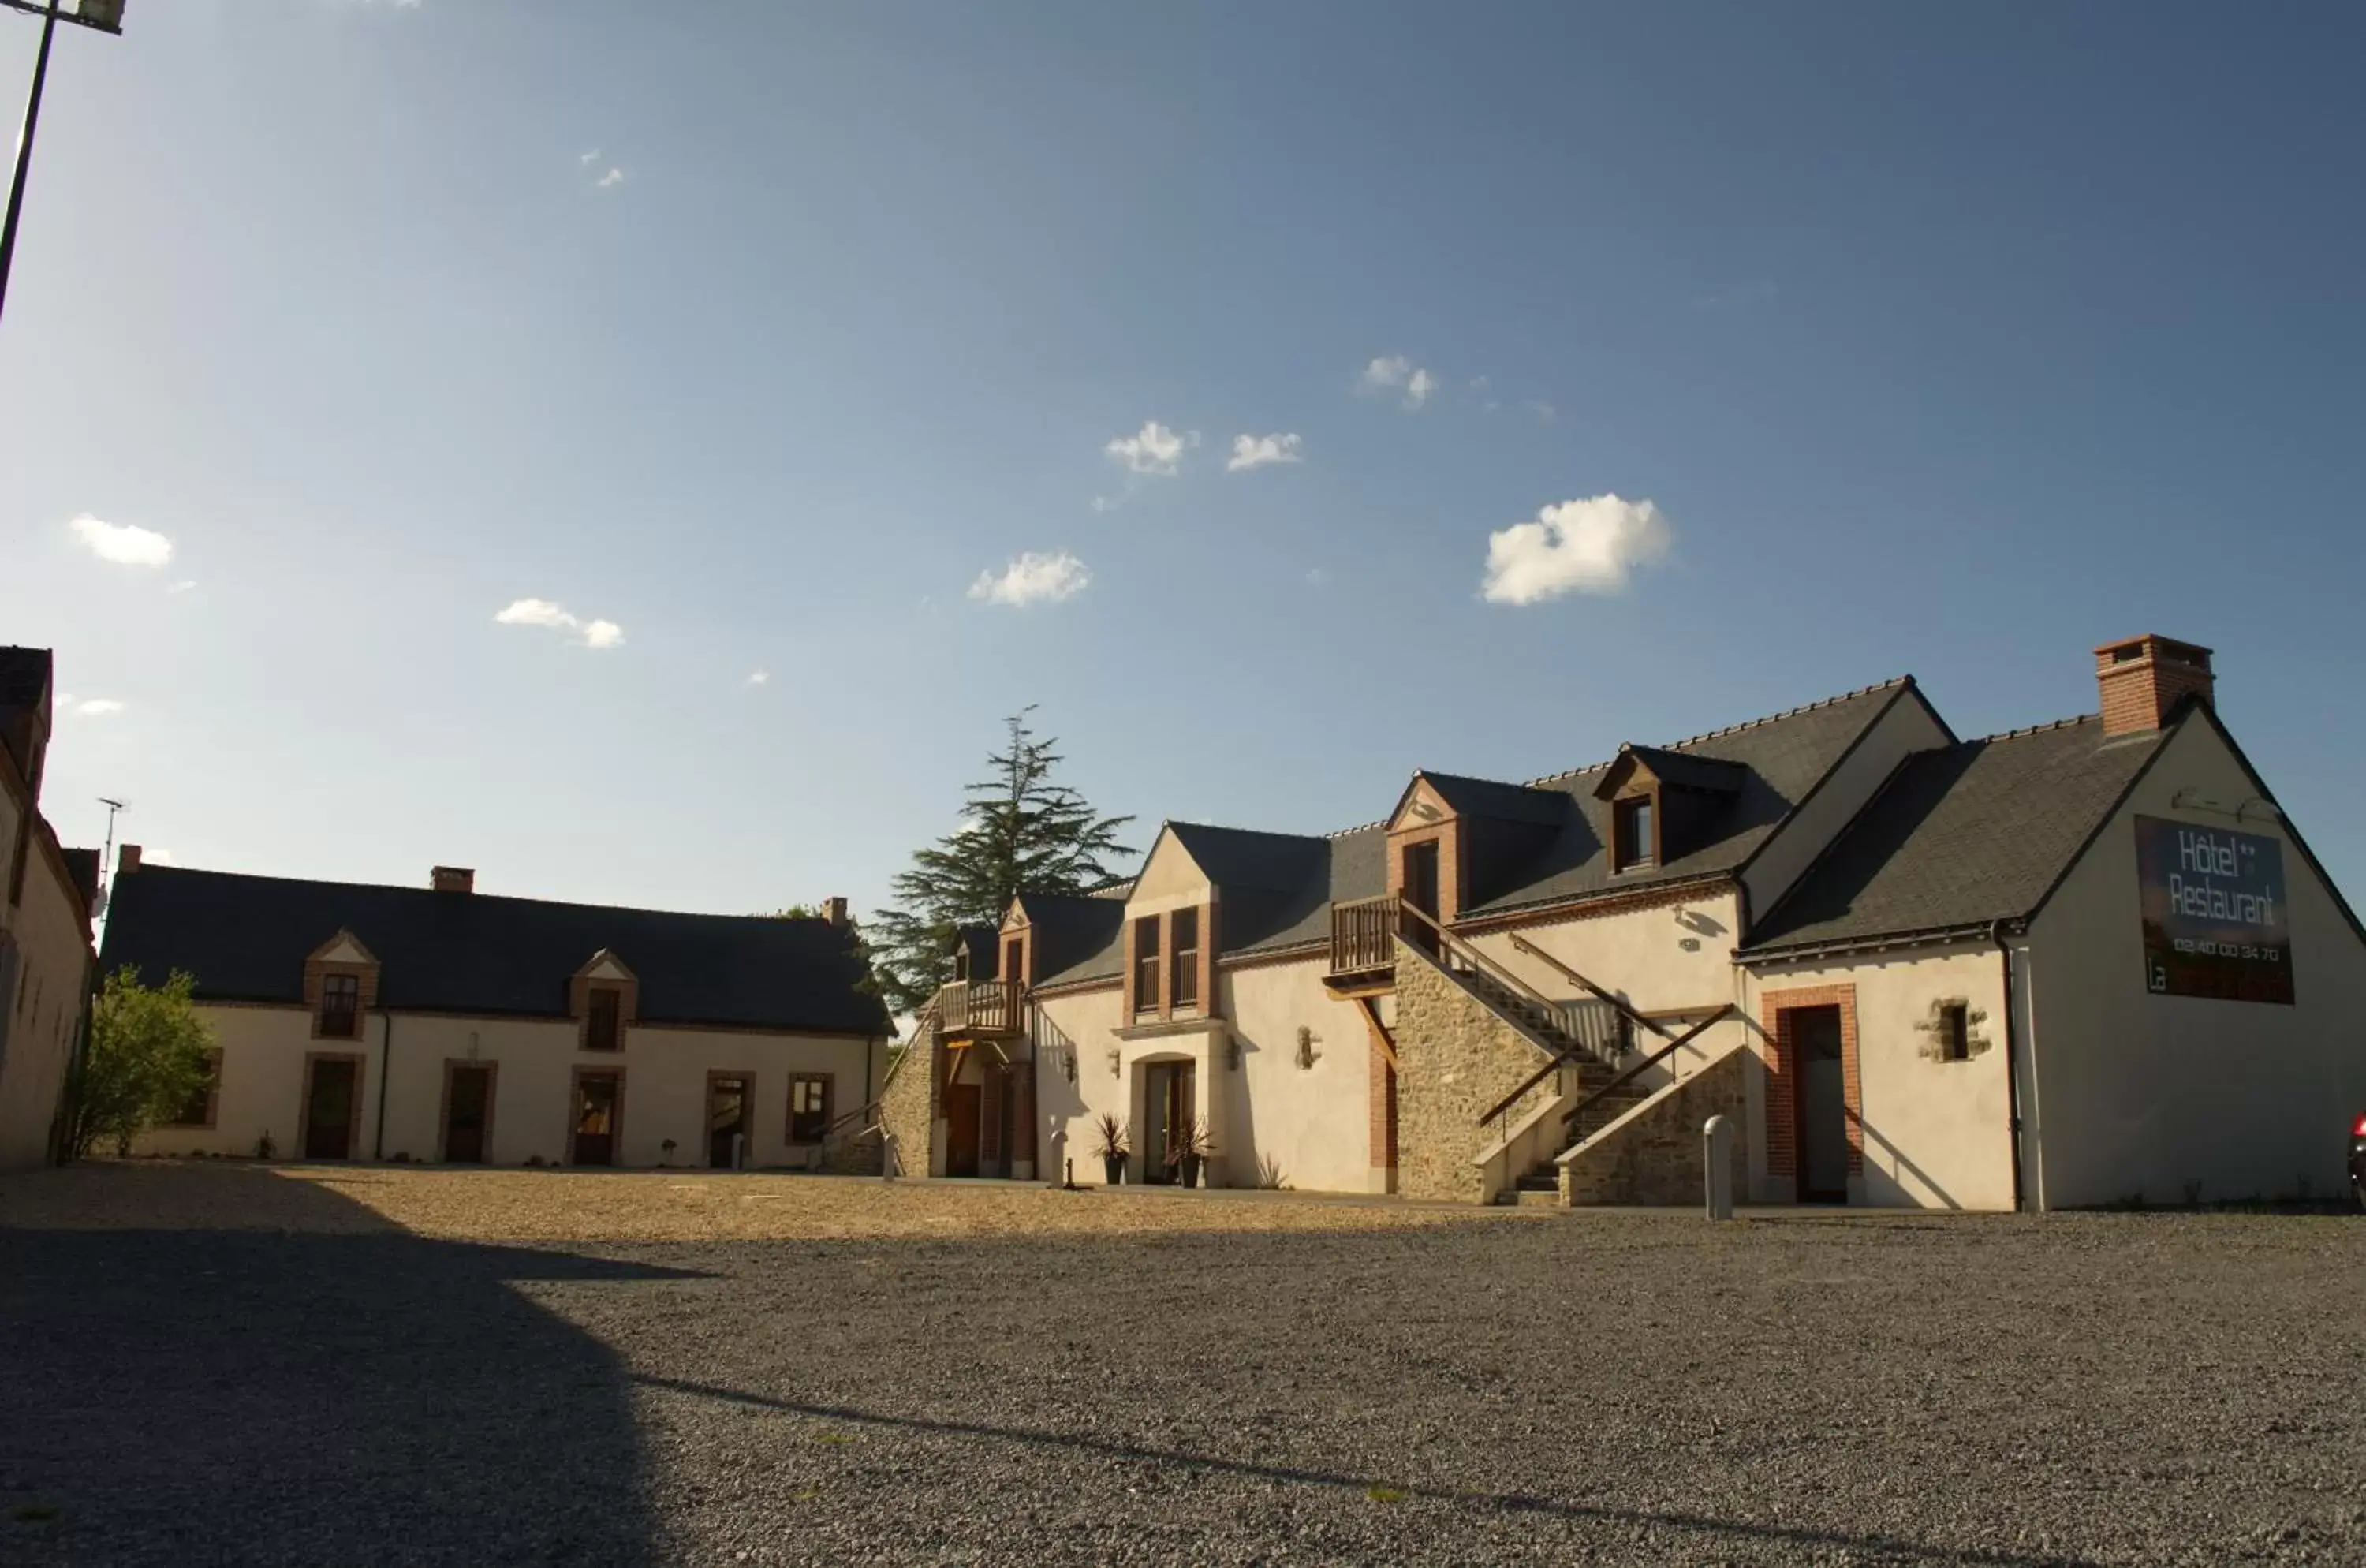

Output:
xmin=1170 ymin=908 xmax=1200 ymax=1010
xmin=1133 ymin=916 xmax=1161 ymax=1014
xmin=952 ymin=949 xmax=970 ymax=983
xmin=789 ymin=1074 xmax=832 ymax=1144
xmin=586 ymin=987 xmax=622 ymax=1051
xmin=168 ymin=1051 xmax=223 ymax=1128
xmin=319 ymin=973 xmax=360 ymax=1039
xmin=1613 ymin=795 xmax=1656 ymax=872
xmin=1939 ymin=1002 xmax=1970 ymax=1063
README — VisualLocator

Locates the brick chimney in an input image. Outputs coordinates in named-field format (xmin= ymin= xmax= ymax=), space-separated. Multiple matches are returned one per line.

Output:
xmin=2096 ymin=634 xmax=2215 ymax=737
xmin=819 ymin=896 xmax=849 ymax=928
xmin=117 ymin=842 xmax=141 ymax=876
xmin=431 ymin=866 xmax=476 ymax=894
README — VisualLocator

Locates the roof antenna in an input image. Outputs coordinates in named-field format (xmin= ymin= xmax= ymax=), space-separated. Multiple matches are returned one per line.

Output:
xmin=95 ymin=796 xmax=127 ymax=919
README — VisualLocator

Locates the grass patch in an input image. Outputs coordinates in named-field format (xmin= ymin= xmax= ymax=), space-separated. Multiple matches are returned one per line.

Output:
xmin=813 ymin=1432 xmax=855 ymax=1447
xmin=1366 ymin=1486 xmax=1405 ymax=1505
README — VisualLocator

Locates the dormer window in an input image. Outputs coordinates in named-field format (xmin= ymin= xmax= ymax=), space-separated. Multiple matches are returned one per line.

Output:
xmin=1613 ymin=795 xmax=1657 ymax=873
xmin=319 ymin=973 xmax=360 ymax=1038
xmin=586 ymin=988 xmax=622 ymax=1051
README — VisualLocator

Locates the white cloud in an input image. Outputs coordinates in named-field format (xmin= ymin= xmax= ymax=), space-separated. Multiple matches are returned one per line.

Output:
xmin=580 ymin=149 xmax=601 ymax=166
xmin=746 ymin=669 xmax=771 ymax=686
xmin=1480 ymin=495 xmax=1674 ymax=606
xmin=1360 ymin=355 xmax=1435 ymax=410
xmin=1088 ymin=495 xmax=1118 ymax=513
xmin=1226 ymin=432 xmax=1303 ymax=472
xmin=144 ymin=848 xmax=177 ymax=865
xmin=1524 ymin=399 xmax=1557 ymax=424
xmin=69 ymin=513 xmax=174 ymax=568
xmin=595 ymin=167 xmax=625 ymax=189
xmin=494 ymin=597 xmax=626 ymax=648
xmin=1103 ymin=420 xmax=1197 ymax=477
xmin=968 ymin=551 xmax=1091 ymax=607
xmin=70 ymin=698 xmax=126 ymax=718
xmin=166 ymin=579 xmax=197 ymax=595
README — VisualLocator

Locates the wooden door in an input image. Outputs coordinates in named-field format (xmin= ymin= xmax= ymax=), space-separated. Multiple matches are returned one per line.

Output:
xmin=1791 ymin=1006 xmax=1849 ymax=1201
xmin=445 ymin=1066 xmax=491 ymax=1163
xmin=304 ymin=1058 xmax=357 ymax=1160
xmin=707 ymin=1076 xmax=748 ymax=1169
xmin=573 ymin=1073 xmax=620 ymax=1167
xmin=981 ymin=1067 xmax=1008 ymax=1178
xmin=945 ymin=1083 xmax=982 ymax=1177
xmin=1401 ymin=841 xmax=1441 ymax=954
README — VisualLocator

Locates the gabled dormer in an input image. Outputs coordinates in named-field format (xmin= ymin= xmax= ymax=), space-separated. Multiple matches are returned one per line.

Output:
xmin=1121 ymin=826 xmax=1215 ymax=1021
xmin=1592 ymin=745 xmax=1745 ymax=875
xmin=571 ymin=949 xmax=638 ymax=1051
xmin=1383 ymin=771 xmax=1569 ymax=928
xmin=304 ymin=929 xmax=379 ymax=1040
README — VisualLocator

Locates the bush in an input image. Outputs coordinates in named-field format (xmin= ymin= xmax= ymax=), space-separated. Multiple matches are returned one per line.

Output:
xmin=64 ymin=969 xmax=216 ymax=1159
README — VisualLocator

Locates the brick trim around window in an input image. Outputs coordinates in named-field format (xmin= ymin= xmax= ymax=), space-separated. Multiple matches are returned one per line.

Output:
xmin=1760 ymin=983 xmax=1863 ymax=1185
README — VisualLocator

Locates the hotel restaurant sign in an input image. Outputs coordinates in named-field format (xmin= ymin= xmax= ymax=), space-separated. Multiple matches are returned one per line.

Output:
xmin=2135 ymin=816 xmax=2293 ymax=1005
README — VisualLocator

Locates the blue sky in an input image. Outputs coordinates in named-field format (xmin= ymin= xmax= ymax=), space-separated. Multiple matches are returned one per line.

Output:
xmin=5 ymin=1 xmax=2362 ymax=919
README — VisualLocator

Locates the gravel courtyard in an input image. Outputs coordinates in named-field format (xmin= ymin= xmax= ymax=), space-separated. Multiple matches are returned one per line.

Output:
xmin=4 ymin=1164 xmax=2364 ymax=1566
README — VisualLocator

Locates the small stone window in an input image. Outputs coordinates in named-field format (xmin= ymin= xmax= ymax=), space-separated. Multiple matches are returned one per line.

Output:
xmin=1938 ymin=1002 xmax=1970 ymax=1062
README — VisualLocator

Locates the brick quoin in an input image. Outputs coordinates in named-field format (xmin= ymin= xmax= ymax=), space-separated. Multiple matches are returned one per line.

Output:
xmin=1760 ymin=983 xmax=1862 ymax=1186
xmin=1368 ymin=1044 xmax=1397 ymax=1178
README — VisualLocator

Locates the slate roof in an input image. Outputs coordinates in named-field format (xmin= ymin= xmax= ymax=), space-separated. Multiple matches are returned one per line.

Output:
xmin=1741 ymin=716 xmax=2168 ymax=954
xmin=1607 ymin=745 xmax=1747 ymax=797
xmin=0 ymin=646 xmax=49 ymax=712
xmin=1460 ymin=680 xmax=1917 ymax=917
xmin=58 ymin=848 xmax=100 ymax=917
xmin=1019 ymin=892 xmax=1129 ymax=988
xmin=99 ymin=865 xmax=890 ymax=1035
xmin=1024 ymin=678 xmax=1928 ymax=983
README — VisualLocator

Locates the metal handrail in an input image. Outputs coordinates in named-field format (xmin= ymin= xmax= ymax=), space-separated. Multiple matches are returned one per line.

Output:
xmin=1556 ymin=1005 xmax=1736 ymax=1137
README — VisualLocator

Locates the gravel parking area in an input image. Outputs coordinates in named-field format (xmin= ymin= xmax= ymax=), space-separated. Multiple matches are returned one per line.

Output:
xmin=5 ymin=1164 xmax=2364 ymax=1565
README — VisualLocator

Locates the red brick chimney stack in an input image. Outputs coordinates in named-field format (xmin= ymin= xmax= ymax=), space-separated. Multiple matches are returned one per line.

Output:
xmin=2095 ymin=634 xmax=2215 ymax=737
xmin=431 ymin=866 xmax=476 ymax=894
xmin=117 ymin=843 xmax=141 ymax=876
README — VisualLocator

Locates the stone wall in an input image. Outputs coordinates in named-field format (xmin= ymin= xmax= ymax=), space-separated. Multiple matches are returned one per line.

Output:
xmin=875 ymin=1036 xmax=940 ymax=1179
xmin=1559 ymin=1043 xmax=1747 ymax=1206
xmin=1393 ymin=940 xmax=1558 ymax=1204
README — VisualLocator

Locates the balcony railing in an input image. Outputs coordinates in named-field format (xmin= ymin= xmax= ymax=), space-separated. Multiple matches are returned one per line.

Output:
xmin=1329 ymin=894 xmax=1401 ymax=976
xmin=935 ymin=978 xmax=1023 ymax=1036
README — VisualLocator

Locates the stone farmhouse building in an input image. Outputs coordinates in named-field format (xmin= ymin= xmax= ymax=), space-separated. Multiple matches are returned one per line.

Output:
xmin=0 ymin=648 xmax=102 ymax=1170
xmin=103 ymin=861 xmax=891 ymax=1170
xmin=884 ymin=635 xmax=2366 ymax=1210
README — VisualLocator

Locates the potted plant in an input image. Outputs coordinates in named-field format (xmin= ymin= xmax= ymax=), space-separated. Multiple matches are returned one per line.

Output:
xmin=1170 ymin=1118 xmax=1215 ymax=1189
xmin=1091 ymin=1112 xmax=1130 ymax=1185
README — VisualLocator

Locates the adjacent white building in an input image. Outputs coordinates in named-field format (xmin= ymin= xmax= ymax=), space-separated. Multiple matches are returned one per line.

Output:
xmin=103 ymin=859 xmax=892 ymax=1170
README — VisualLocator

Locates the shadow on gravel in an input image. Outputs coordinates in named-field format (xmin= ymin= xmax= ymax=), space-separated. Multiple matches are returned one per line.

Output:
xmin=635 ymin=1373 xmax=2088 ymax=1566
xmin=0 ymin=1165 xmax=701 ymax=1566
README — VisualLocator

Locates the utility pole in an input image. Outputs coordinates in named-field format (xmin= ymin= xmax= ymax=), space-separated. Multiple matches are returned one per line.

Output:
xmin=0 ymin=0 xmax=126 ymax=332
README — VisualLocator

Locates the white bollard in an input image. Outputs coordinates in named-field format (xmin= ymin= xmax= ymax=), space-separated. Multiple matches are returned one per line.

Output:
xmin=1703 ymin=1114 xmax=1734 ymax=1220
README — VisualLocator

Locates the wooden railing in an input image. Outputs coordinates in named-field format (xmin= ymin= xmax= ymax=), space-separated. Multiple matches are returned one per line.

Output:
xmin=935 ymin=978 xmax=1023 ymax=1036
xmin=1558 ymin=1006 xmax=1736 ymax=1141
xmin=1330 ymin=894 xmax=1401 ymax=974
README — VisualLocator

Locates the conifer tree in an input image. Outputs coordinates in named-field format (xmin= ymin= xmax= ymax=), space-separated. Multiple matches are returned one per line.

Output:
xmin=869 ymin=710 xmax=1133 ymax=1014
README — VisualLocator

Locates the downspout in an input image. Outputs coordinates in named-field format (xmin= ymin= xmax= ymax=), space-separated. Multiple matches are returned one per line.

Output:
xmin=1990 ymin=919 xmax=2025 ymax=1212
xmin=373 ymin=1006 xmax=394 ymax=1161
